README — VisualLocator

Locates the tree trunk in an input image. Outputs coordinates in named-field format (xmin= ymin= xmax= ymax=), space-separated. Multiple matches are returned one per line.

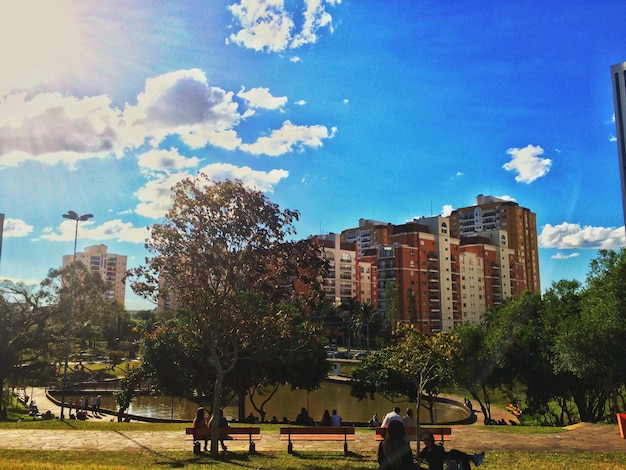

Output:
xmin=210 ymin=370 xmax=225 ymax=458
xmin=237 ymin=389 xmax=246 ymax=422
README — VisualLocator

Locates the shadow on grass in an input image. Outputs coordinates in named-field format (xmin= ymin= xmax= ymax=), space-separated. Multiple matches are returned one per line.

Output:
xmin=153 ymin=451 xmax=280 ymax=468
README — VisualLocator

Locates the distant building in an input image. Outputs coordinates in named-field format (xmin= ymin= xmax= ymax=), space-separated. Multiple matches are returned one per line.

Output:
xmin=314 ymin=233 xmax=359 ymax=306
xmin=611 ymin=60 xmax=626 ymax=231
xmin=449 ymin=195 xmax=540 ymax=293
xmin=311 ymin=196 xmax=538 ymax=333
xmin=62 ymin=244 xmax=127 ymax=304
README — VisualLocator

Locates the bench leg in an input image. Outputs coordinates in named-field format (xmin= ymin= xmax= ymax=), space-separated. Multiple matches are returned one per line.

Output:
xmin=249 ymin=441 xmax=256 ymax=454
xmin=288 ymin=441 xmax=294 ymax=454
xmin=344 ymin=441 xmax=348 ymax=455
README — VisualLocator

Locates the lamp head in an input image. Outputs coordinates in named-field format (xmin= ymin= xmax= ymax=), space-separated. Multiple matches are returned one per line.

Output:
xmin=62 ymin=211 xmax=93 ymax=221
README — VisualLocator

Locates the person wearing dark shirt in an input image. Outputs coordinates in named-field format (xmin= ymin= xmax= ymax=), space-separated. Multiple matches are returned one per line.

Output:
xmin=417 ymin=430 xmax=485 ymax=469
xmin=193 ymin=407 xmax=210 ymax=452
xmin=378 ymin=420 xmax=415 ymax=469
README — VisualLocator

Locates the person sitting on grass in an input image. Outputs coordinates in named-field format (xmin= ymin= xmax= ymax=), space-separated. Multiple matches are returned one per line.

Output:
xmin=417 ymin=430 xmax=485 ymax=470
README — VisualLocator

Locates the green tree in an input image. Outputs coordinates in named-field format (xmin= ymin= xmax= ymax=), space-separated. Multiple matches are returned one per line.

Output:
xmin=551 ymin=249 xmax=626 ymax=422
xmin=351 ymin=324 xmax=457 ymax=444
xmin=44 ymin=263 xmax=116 ymax=353
xmin=384 ymin=280 xmax=399 ymax=333
xmin=391 ymin=324 xmax=458 ymax=442
xmin=128 ymin=177 xmax=326 ymax=457
xmin=451 ymin=323 xmax=497 ymax=424
xmin=0 ymin=281 xmax=55 ymax=402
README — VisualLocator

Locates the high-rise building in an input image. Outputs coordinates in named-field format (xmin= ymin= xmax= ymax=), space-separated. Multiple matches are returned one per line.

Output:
xmin=341 ymin=219 xmax=392 ymax=257
xmin=449 ymin=195 xmax=540 ymax=293
xmin=611 ymin=60 xmax=626 ymax=230
xmin=62 ymin=244 xmax=127 ymax=304
xmin=344 ymin=215 xmax=522 ymax=333
xmin=314 ymin=233 xmax=359 ymax=306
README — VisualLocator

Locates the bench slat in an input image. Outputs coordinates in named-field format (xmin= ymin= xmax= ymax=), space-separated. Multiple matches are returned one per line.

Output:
xmin=279 ymin=426 xmax=356 ymax=455
xmin=185 ymin=427 xmax=261 ymax=440
xmin=279 ymin=433 xmax=356 ymax=441
xmin=279 ymin=426 xmax=355 ymax=435
xmin=374 ymin=427 xmax=452 ymax=442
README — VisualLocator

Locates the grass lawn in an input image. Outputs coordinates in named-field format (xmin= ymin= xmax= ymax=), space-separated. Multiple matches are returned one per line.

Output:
xmin=0 ymin=449 xmax=626 ymax=469
xmin=1 ymin=419 xmax=623 ymax=468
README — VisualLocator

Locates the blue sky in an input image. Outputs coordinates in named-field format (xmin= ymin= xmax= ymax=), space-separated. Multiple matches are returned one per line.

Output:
xmin=1 ymin=0 xmax=626 ymax=310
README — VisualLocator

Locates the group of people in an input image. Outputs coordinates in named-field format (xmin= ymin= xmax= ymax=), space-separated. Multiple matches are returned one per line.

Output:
xmin=320 ymin=409 xmax=343 ymax=427
xmin=192 ymin=407 xmax=229 ymax=453
xmin=377 ymin=407 xmax=485 ymax=470
xmin=68 ymin=395 xmax=102 ymax=420
xmin=294 ymin=407 xmax=343 ymax=427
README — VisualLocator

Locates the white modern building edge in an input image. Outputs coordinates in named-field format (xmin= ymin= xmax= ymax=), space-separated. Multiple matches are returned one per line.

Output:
xmin=611 ymin=60 xmax=626 ymax=231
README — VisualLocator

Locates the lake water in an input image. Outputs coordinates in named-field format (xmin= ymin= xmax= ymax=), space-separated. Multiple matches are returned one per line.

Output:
xmin=65 ymin=381 xmax=467 ymax=424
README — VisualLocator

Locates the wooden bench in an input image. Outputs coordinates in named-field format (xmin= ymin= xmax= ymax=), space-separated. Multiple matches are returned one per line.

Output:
xmin=280 ymin=426 xmax=355 ymax=455
xmin=185 ymin=426 xmax=261 ymax=453
xmin=375 ymin=426 xmax=452 ymax=445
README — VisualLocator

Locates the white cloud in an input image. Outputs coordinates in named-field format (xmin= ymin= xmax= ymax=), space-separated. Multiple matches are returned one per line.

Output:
xmin=441 ymin=205 xmax=453 ymax=217
xmin=137 ymin=148 xmax=200 ymax=173
xmin=124 ymin=69 xmax=242 ymax=150
xmin=290 ymin=56 xmax=303 ymax=63
xmin=495 ymin=194 xmax=516 ymax=202
xmin=90 ymin=219 xmax=150 ymax=243
xmin=1 ymin=218 xmax=33 ymax=237
xmin=539 ymin=222 xmax=626 ymax=249
xmin=237 ymin=86 xmax=287 ymax=110
xmin=291 ymin=0 xmax=338 ymax=49
xmin=40 ymin=218 xmax=149 ymax=244
xmin=0 ymin=92 xmax=125 ymax=168
xmin=198 ymin=162 xmax=288 ymax=192
xmin=240 ymin=120 xmax=336 ymax=156
xmin=134 ymin=172 xmax=190 ymax=219
xmin=502 ymin=144 xmax=552 ymax=183
xmin=227 ymin=0 xmax=340 ymax=52
xmin=295 ymin=100 xmax=307 ymax=106
xmin=134 ymin=163 xmax=289 ymax=219
xmin=0 ymin=68 xmax=336 ymax=169
xmin=551 ymin=252 xmax=580 ymax=260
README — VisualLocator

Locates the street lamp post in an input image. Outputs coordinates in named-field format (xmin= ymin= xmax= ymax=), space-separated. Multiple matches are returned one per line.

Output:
xmin=60 ymin=211 xmax=93 ymax=420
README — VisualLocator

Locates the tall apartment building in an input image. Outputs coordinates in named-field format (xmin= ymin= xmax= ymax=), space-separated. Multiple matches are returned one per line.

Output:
xmin=449 ymin=195 xmax=540 ymax=293
xmin=63 ymin=244 xmax=127 ymax=304
xmin=317 ymin=208 xmax=528 ymax=333
xmin=611 ymin=60 xmax=626 ymax=230
xmin=315 ymin=233 xmax=359 ymax=306
xmin=341 ymin=219 xmax=392 ymax=257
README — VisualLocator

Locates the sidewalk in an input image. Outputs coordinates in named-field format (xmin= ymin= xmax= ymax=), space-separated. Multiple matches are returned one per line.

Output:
xmin=0 ymin=423 xmax=623 ymax=453
xmin=6 ymin=387 xmax=624 ymax=453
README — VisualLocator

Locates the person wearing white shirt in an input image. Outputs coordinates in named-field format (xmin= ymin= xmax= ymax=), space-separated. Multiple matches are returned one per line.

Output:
xmin=381 ymin=406 xmax=403 ymax=427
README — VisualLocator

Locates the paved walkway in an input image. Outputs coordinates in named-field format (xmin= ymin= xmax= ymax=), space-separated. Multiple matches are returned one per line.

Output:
xmin=0 ymin=423 xmax=623 ymax=453
xmin=5 ymin=387 xmax=624 ymax=453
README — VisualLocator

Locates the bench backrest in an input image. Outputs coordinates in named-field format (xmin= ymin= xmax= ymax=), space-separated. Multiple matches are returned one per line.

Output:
xmin=375 ymin=426 xmax=451 ymax=443
xmin=185 ymin=426 xmax=260 ymax=435
xmin=280 ymin=426 xmax=355 ymax=435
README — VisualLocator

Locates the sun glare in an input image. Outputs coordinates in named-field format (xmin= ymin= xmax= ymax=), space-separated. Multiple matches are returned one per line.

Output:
xmin=0 ymin=0 xmax=83 ymax=94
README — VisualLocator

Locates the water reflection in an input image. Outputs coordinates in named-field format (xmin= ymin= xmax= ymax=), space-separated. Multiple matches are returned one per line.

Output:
xmin=66 ymin=381 xmax=467 ymax=423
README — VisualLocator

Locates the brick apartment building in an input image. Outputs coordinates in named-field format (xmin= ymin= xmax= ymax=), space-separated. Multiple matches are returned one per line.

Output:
xmin=313 ymin=196 xmax=539 ymax=333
